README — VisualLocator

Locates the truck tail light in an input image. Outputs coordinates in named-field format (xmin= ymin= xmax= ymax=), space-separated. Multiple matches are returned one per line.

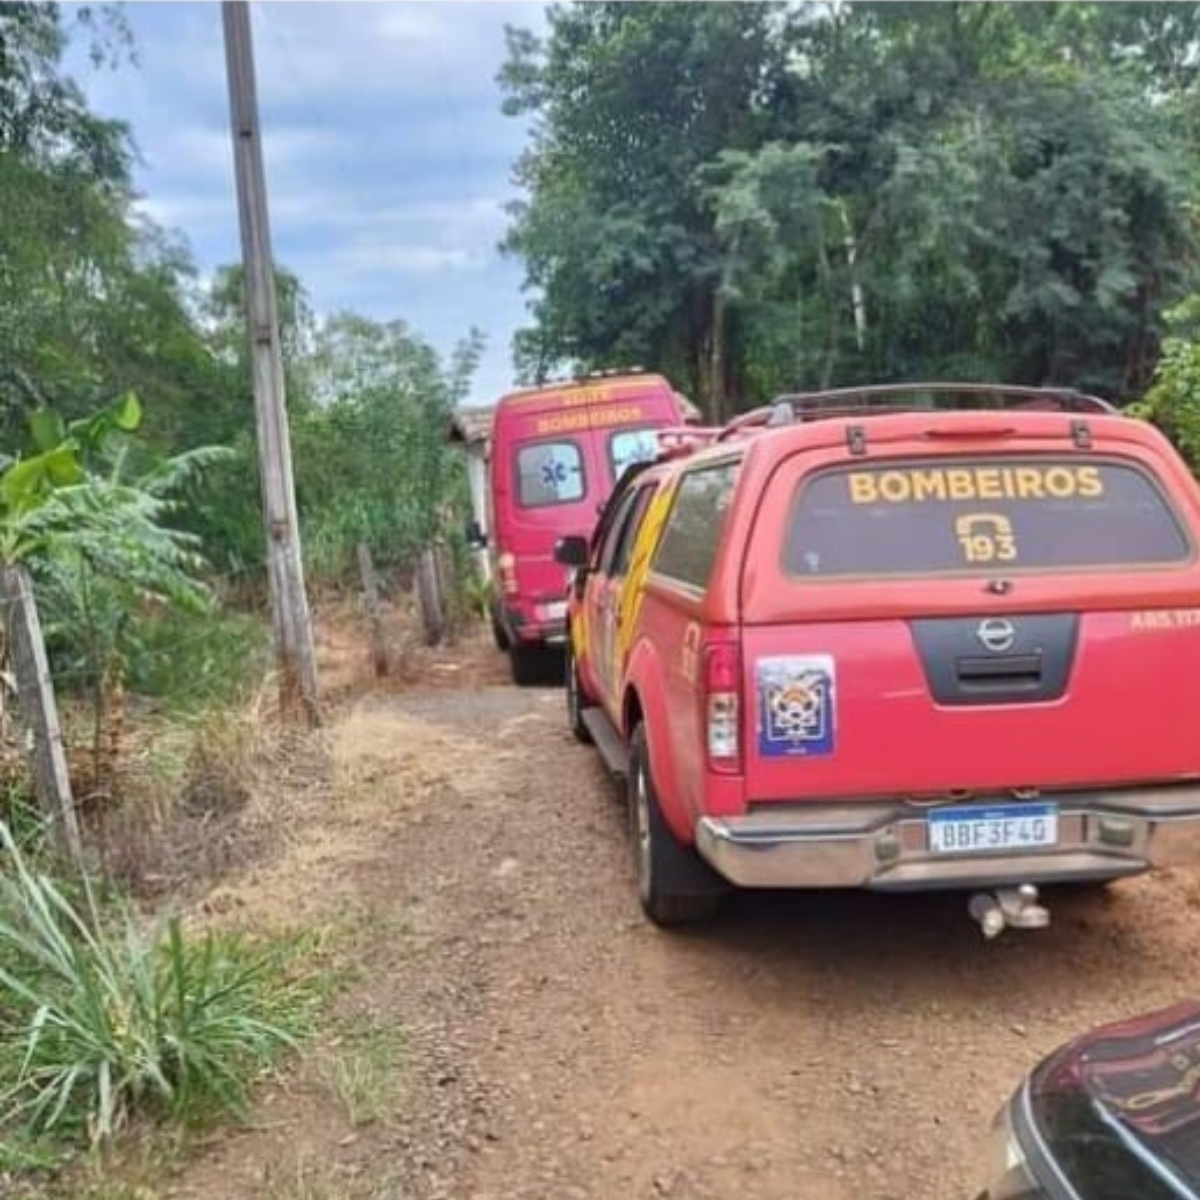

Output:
xmin=704 ymin=642 xmax=741 ymax=774
xmin=497 ymin=551 xmax=518 ymax=596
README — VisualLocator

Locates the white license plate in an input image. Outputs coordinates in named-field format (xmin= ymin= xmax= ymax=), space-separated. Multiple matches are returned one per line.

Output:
xmin=928 ymin=804 xmax=1058 ymax=855
xmin=537 ymin=600 xmax=568 ymax=623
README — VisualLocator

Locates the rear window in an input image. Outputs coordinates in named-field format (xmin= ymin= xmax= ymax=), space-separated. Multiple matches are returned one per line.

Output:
xmin=609 ymin=427 xmax=660 ymax=480
xmin=516 ymin=440 xmax=585 ymax=507
xmin=783 ymin=458 xmax=1191 ymax=578
xmin=653 ymin=460 xmax=740 ymax=589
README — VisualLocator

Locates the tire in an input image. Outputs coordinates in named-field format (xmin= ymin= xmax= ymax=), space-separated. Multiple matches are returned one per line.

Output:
xmin=490 ymin=605 xmax=511 ymax=652
xmin=509 ymin=642 xmax=543 ymax=686
xmin=628 ymin=724 xmax=722 ymax=926
xmin=565 ymin=641 xmax=593 ymax=743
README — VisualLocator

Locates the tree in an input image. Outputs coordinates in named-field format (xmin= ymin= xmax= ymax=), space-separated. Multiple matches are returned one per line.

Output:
xmin=0 ymin=393 xmax=222 ymax=844
xmin=293 ymin=314 xmax=478 ymax=576
xmin=501 ymin=2 xmax=792 ymax=419
xmin=502 ymin=1 xmax=1200 ymax=409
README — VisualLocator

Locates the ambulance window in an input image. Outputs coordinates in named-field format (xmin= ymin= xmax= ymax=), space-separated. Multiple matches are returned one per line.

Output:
xmin=516 ymin=440 xmax=585 ymax=507
xmin=653 ymin=461 xmax=740 ymax=590
xmin=609 ymin=428 xmax=660 ymax=480
xmin=783 ymin=458 xmax=1191 ymax=578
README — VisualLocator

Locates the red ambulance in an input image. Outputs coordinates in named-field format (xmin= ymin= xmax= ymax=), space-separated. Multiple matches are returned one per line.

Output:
xmin=486 ymin=372 xmax=689 ymax=683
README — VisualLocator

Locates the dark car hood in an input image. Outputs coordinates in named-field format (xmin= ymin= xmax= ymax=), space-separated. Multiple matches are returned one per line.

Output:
xmin=1031 ymin=999 xmax=1200 ymax=1196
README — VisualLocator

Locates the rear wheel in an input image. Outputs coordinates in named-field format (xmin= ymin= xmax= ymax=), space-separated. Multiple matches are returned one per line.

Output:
xmin=628 ymin=724 xmax=722 ymax=926
xmin=565 ymin=640 xmax=593 ymax=743
xmin=490 ymin=604 xmax=511 ymax=652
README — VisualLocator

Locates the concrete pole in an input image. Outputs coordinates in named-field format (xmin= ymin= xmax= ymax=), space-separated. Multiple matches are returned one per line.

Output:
xmin=222 ymin=2 xmax=320 ymax=725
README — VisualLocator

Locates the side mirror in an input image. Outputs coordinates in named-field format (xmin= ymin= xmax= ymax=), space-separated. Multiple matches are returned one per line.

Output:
xmin=464 ymin=519 xmax=487 ymax=549
xmin=554 ymin=535 xmax=589 ymax=568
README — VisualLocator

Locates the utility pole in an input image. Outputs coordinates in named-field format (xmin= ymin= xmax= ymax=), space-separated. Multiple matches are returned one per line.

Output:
xmin=222 ymin=2 xmax=320 ymax=726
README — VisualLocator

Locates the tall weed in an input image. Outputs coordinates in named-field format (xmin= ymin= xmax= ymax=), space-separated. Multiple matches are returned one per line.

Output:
xmin=0 ymin=825 xmax=302 ymax=1144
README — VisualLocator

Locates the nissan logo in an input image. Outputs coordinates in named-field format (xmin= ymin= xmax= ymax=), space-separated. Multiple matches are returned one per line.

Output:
xmin=977 ymin=617 xmax=1017 ymax=654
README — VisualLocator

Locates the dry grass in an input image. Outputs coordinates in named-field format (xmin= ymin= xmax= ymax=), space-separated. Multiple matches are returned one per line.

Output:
xmin=86 ymin=682 xmax=334 ymax=898
xmin=260 ymin=1155 xmax=408 ymax=1200
xmin=315 ymin=1018 xmax=406 ymax=1128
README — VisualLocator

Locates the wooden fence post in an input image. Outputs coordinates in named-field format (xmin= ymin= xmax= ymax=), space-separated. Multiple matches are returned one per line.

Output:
xmin=356 ymin=542 xmax=391 ymax=678
xmin=433 ymin=541 xmax=455 ymax=643
xmin=0 ymin=565 xmax=84 ymax=866
xmin=415 ymin=546 xmax=445 ymax=647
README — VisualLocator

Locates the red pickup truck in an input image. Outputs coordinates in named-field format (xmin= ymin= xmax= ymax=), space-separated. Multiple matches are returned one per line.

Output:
xmin=556 ymin=384 xmax=1200 ymax=927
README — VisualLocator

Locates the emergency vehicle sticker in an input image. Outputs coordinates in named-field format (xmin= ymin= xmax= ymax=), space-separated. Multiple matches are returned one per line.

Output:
xmin=757 ymin=655 xmax=836 ymax=758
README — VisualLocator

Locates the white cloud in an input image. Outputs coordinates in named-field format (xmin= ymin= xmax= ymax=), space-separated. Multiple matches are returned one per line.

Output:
xmin=338 ymin=242 xmax=481 ymax=274
xmin=66 ymin=1 xmax=551 ymax=398
xmin=251 ymin=2 xmax=543 ymax=105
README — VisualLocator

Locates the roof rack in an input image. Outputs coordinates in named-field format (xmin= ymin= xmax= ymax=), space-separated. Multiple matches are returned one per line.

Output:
xmin=568 ymin=366 xmax=647 ymax=383
xmin=719 ymin=382 xmax=1116 ymax=439
xmin=654 ymin=425 xmax=722 ymax=459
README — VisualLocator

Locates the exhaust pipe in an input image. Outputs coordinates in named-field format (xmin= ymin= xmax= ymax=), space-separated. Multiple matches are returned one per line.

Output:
xmin=969 ymin=884 xmax=1050 ymax=939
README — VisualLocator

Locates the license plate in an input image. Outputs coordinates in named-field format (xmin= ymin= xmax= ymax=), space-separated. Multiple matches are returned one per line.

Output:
xmin=928 ymin=803 xmax=1058 ymax=855
xmin=537 ymin=600 xmax=568 ymax=623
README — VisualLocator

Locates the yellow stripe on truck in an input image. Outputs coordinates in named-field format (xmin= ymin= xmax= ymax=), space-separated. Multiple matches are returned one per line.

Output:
xmin=615 ymin=478 xmax=678 ymax=668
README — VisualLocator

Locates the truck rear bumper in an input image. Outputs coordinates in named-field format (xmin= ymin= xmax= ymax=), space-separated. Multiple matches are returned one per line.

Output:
xmin=694 ymin=784 xmax=1200 ymax=891
xmin=502 ymin=601 xmax=567 ymax=646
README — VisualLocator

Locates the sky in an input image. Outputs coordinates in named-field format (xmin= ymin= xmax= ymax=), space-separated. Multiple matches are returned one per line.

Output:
xmin=66 ymin=1 xmax=548 ymax=403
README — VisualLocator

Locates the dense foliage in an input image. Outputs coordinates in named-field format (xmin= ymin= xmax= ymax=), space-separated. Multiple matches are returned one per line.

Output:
xmin=502 ymin=2 xmax=1200 ymax=418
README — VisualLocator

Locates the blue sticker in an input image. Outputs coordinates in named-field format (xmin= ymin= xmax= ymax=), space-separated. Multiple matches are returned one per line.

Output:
xmin=757 ymin=655 xmax=836 ymax=758
xmin=540 ymin=459 xmax=569 ymax=490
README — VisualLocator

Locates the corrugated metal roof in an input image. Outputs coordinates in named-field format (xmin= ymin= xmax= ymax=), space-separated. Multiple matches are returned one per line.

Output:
xmin=446 ymin=405 xmax=496 ymax=446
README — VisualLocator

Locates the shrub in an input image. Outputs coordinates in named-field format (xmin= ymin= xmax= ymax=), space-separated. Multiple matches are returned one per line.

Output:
xmin=0 ymin=825 xmax=302 ymax=1144
xmin=1133 ymin=296 xmax=1200 ymax=472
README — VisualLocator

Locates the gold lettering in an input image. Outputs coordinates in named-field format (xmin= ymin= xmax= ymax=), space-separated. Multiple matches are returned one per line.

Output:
xmin=1077 ymin=466 xmax=1103 ymax=498
xmin=947 ymin=470 xmax=975 ymax=501
xmin=562 ymin=386 xmax=609 ymax=407
xmin=533 ymin=404 xmax=646 ymax=435
xmin=1043 ymin=467 xmax=1076 ymax=499
xmin=975 ymin=468 xmax=1002 ymax=500
xmin=911 ymin=471 xmax=948 ymax=501
xmin=848 ymin=473 xmax=878 ymax=504
xmin=879 ymin=472 xmax=910 ymax=503
xmin=1014 ymin=468 xmax=1046 ymax=499
xmin=842 ymin=464 xmax=1111 ymax=505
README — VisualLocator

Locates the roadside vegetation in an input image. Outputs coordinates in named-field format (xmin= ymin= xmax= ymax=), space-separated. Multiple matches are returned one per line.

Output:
xmin=0 ymin=4 xmax=479 ymax=1194
xmin=3 ymin=0 xmax=1200 ymax=1197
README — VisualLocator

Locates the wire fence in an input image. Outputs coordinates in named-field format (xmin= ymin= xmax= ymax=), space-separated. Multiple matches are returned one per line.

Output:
xmin=0 ymin=540 xmax=451 ymax=702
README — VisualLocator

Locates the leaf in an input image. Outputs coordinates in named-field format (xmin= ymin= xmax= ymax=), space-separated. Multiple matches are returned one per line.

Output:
xmin=43 ymin=445 xmax=85 ymax=488
xmin=111 ymin=391 xmax=142 ymax=432
xmin=67 ymin=392 xmax=144 ymax=456
xmin=28 ymin=409 xmax=66 ymax=453
xmin=0 ymin=446 xmax=84 ymax=516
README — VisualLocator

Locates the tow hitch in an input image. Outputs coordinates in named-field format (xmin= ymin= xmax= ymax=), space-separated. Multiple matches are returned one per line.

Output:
xmin=968 ymin=884 xmax=1050 ymax=939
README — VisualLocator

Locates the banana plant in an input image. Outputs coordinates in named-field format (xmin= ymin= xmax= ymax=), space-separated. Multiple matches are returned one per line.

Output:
xmin=0 ymin=391 xmax=227 ymax=817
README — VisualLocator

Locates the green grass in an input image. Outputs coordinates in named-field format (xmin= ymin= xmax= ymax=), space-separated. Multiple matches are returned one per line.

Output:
xmin=0 ymin=823 xmax=306 ymax=1147
xmin=124 ymin=606 xmax=269 ymax=714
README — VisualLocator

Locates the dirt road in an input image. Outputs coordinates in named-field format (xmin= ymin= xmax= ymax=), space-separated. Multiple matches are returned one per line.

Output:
xmin=176 ymin=633 xmax=1200 ymax=1200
